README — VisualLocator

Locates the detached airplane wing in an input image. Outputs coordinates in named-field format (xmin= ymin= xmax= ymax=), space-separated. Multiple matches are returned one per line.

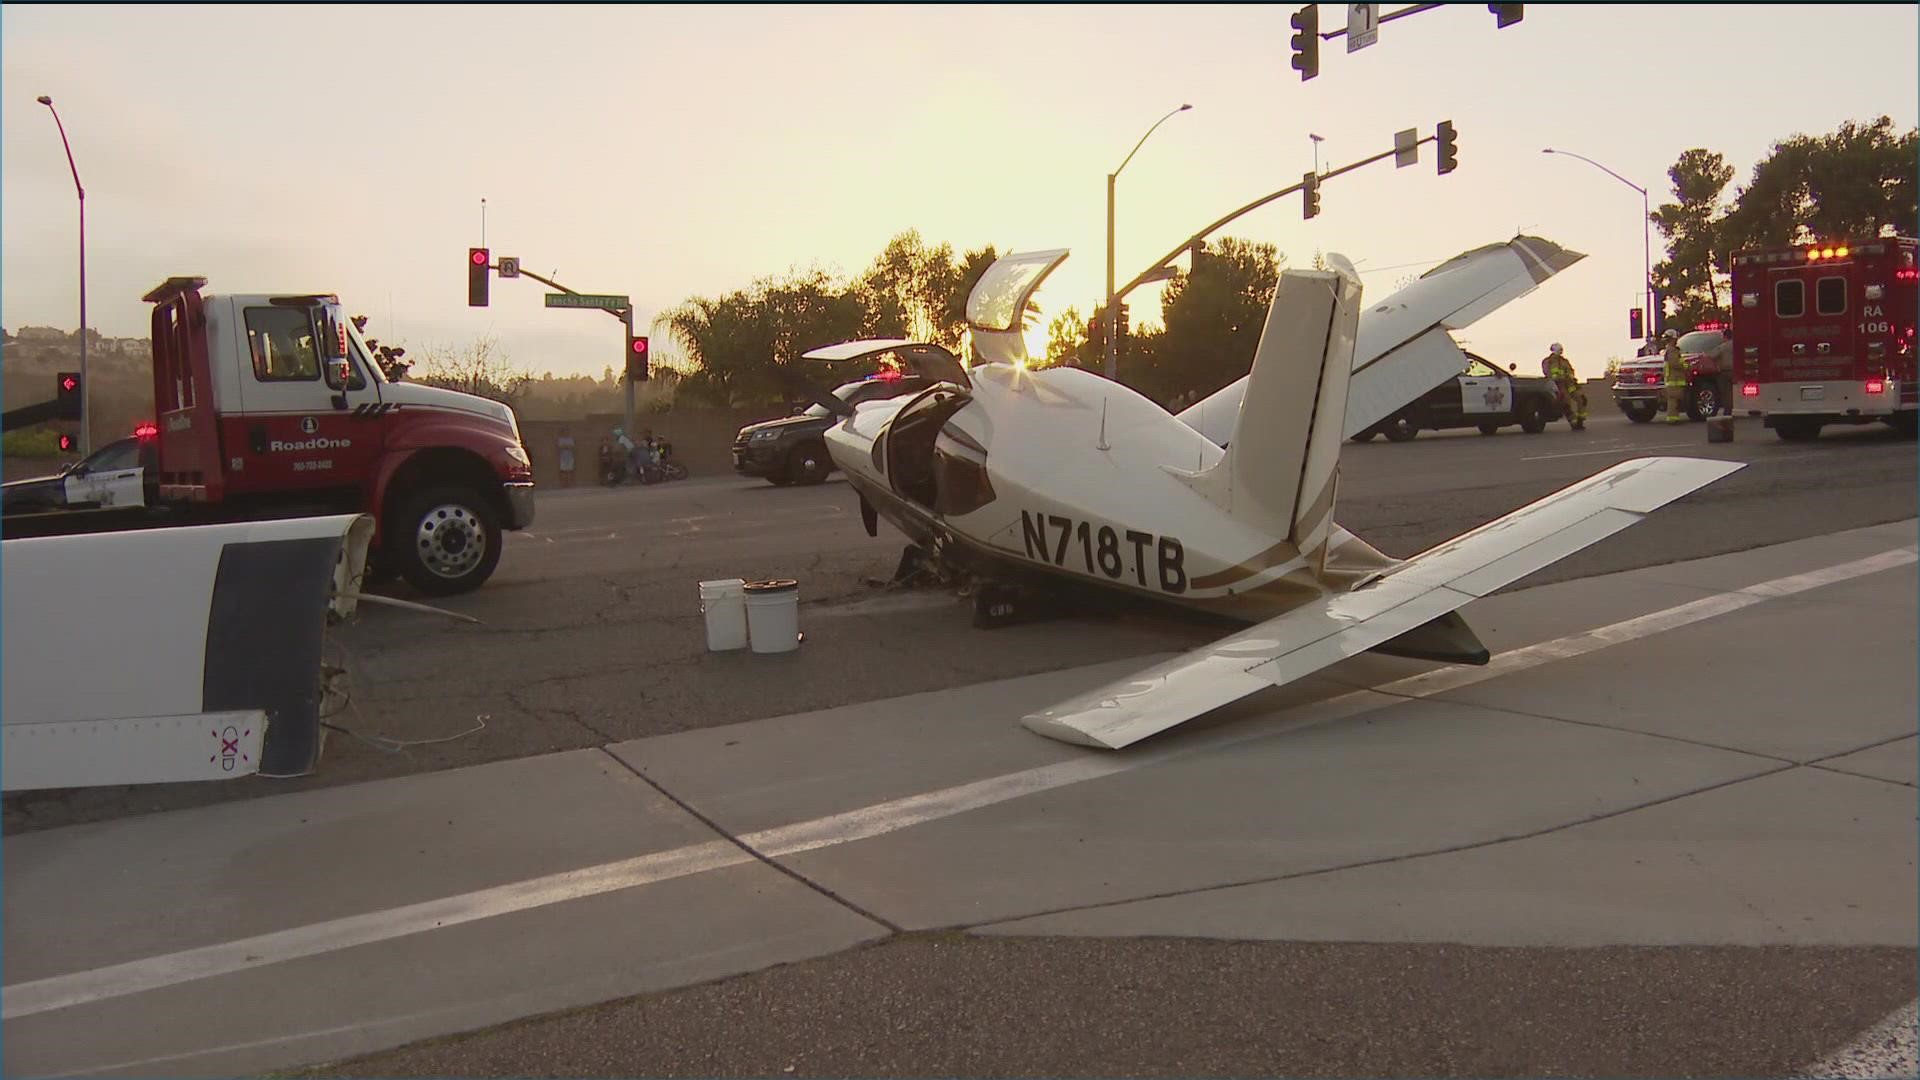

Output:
xmin=1178 ymin=235 xmax=1585 ymax=445
xmin=1023 ymin=455 xmax=1743 ymax=749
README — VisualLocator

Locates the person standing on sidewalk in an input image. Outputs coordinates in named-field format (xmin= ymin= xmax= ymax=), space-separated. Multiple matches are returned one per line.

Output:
xmin=556 ymin=427 xmax=576 ymax=488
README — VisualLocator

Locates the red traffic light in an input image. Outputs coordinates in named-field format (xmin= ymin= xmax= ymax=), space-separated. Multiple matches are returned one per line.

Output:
xmin=470 ymin=248 xmax=489 ymax=267
xmin=630 ymin=336 xmax=649 ymax=355
xmin=60 ymin=374 xmax=78 ymax=393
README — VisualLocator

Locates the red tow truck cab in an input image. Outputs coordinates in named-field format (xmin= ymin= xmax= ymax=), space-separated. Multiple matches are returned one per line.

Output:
xmin=1728 ymin=237 xmax=1919 ymax=441
xmin=144 ymin=277 xmax=535 ymax=594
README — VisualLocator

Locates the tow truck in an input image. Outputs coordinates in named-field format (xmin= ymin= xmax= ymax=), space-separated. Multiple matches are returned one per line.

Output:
xmin=1729 ymin=236 xmax=1918 ymax=440
xmin=3 ymin=277 xmax=535 ymax=594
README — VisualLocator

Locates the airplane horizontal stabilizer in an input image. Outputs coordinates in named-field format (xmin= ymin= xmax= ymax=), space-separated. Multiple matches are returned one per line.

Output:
xmin=1021 ymin=456 xmax=1743 ymax=750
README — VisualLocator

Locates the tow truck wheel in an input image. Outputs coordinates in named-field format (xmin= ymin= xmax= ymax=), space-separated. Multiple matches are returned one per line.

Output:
xmin=787 ymin=442 xmax=830 ymax=485
xmin=393 ymin=484 xmax=502 ymax=596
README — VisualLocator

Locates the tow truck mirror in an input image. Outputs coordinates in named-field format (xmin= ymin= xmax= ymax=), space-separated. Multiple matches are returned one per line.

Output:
xmin=318 ymin=304 xmax=352 ymax=399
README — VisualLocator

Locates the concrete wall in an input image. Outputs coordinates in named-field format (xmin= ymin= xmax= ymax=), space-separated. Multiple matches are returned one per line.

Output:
xmin=515 ymin=407 xmax=784 ymax=485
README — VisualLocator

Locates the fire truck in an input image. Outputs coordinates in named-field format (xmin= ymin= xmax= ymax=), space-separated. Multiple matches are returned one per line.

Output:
xmin=1729 ymin=236 xmax=1919 ymax=440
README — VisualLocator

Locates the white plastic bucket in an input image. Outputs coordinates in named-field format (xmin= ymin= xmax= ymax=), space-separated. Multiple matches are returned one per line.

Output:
xmin=744 ymin=579 xmax=800 ymax=653
xmin=699 ymin=578 xmax=748 ymax=651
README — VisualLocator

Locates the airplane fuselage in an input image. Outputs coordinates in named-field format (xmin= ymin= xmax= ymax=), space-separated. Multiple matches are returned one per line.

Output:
xmin=824 ymin=362 xmax=1396 ymax=626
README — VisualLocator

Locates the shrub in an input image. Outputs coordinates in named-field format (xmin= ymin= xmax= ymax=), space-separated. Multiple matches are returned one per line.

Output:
xmin=2 ymin=429 xmax=66 ymax=458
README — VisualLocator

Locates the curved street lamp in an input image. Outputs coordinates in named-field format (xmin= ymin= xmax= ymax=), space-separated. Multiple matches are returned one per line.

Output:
xmin=1106 ymin=103 xmax=1192 ymax=379
xmin=38 ymin=94 xmax=89 ymax=453
xmin=1542 ymin=147 xmax=1651 ymax=344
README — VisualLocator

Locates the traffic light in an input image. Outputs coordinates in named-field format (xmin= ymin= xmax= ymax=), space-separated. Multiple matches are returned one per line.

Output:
xmin=1436 ymin=120 xmax=1458 ymax=175
xmin=1302 ymin=171 xmax=1321 ymax=219
xmin=1289 ymin=5 xmax=1318 ymax=81
xmin=1116 ymin=305 xmax=1130 ymax=339
xmin=55 ymin=371 xmax=81 ymax=421
xmin=626 ymin=334 xmax=650 ymax=381
xmin=1489 ymin=3 xmax=1523 ymax=28
xmin=57 ymin=432 xmax=75 ymax=453
xmin=1629 ymin=307 xmax=1645 ymax=339
xmin=468 ymin=247 xmax=490 ymax=307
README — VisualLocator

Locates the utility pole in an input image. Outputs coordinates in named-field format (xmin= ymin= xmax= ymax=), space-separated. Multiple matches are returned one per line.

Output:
xmin=38 ymin=95 xmax=88 ymax=454
xmin=1106 ymin=104 xmax=1193 ymax=380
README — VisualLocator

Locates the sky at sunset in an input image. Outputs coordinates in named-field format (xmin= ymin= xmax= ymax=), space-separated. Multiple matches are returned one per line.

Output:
xmin=4 ymin=4 xmax=1915 ymax=381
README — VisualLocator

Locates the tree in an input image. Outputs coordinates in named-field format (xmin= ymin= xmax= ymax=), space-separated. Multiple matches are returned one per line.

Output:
xmin=1120 ymin=237 xmax=1282 ymax=404
xmin=657 ymin=268 xmax=867 ymax=407
xmin=1042 ymin=306 xmax=1096 ymax=370
xmin=1649 ymin=148 xmax=1735 ymax=331
xmin=1721 ymin=116 xmax=1919 ymax=251
xmin=412 ymin=334 xmax=532 ymax=406
xmin=350 ymin=314 xmax=410 ymax=381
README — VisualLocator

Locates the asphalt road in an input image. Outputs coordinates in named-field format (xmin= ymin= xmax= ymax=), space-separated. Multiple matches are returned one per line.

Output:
xmin=308 ymin=936 xmax=1915 ymax=1079
xmin=5 ymin=411 xmax=1912 ymax=833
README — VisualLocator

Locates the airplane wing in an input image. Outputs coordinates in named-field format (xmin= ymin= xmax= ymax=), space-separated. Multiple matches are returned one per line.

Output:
xmin=1177 ymin=235 xmax=1585 ymax=446
xmin=1022 ymin=456 xmax=1743 ymax=749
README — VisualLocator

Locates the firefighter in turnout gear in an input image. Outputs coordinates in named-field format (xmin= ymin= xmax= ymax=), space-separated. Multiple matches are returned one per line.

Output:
xmin=1542 ymin=343 xmax=1587 ymax=430
xmin=1661 ymin=329 xmax=1689 ymax=423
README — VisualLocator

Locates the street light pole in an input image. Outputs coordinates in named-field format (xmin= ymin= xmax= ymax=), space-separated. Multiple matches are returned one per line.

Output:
xmin=1542 ymin=147 xmax=1651 ymax=344
xmin=38 ymin=94 xmax=88 ymax=454
xmin=1106 ymin=103 xmax=1191 ymax=380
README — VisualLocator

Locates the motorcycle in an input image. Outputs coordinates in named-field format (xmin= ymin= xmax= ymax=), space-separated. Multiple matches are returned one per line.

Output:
xmin=600 ymin=438 xmax=688 ymax=486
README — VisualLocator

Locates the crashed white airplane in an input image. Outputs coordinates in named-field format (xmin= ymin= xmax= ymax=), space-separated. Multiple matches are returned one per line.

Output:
xmin=805 ymin=245 xmax=1742 ymax=750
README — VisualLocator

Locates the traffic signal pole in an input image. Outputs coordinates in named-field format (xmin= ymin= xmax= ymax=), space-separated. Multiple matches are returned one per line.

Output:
xmin=492 ymin=262 xmax=638 ymax=437
xmin=1110 ymin=129 xmax=1439 ymax=307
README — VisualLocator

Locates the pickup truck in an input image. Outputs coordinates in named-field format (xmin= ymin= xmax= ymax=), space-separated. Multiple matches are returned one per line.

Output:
xmin=3 ymin=277 xmax=535 ymax=595
xmin=1351 ymin=353 xmax=1563 ymax=442
xmin=1610 ymin=327 xmax=1732 ymax=422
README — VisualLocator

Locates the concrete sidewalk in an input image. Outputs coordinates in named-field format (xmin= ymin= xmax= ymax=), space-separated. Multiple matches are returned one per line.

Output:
xmin=4 ymin=519 xmax=1914 ymax=1078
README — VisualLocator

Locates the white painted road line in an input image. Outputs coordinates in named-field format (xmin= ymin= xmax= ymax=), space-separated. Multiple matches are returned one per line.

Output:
xmin=5 ymin=546 xmax=1913 ymax=1022
xmin=1 ymin=841 xmax=752 ymax=1021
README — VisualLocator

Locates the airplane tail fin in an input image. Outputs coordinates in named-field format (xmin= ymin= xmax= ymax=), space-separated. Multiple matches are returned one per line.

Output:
xmin=1181 ymin=257 xmax=1363 ymax=568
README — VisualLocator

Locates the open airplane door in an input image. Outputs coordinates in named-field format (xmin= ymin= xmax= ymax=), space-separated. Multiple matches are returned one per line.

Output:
xmin=965 ymin=249 xmax=1070 ymax=367
xmin=2 ymin=514 xmax=374 ymax=790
